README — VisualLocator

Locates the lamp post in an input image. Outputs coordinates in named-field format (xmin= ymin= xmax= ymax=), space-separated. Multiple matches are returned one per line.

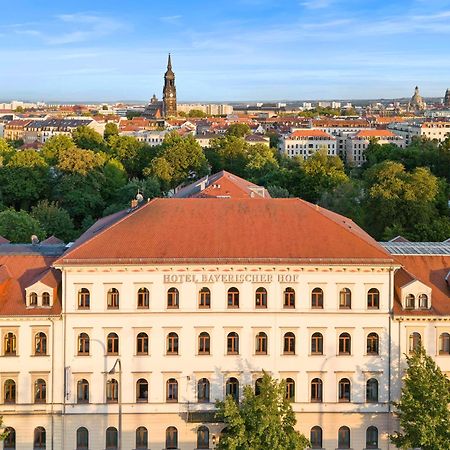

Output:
xmin=109 ymin=358 xmax=122 ymax=450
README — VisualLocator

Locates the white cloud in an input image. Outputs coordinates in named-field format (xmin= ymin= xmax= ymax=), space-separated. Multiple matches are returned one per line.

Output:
xmin=300 ymin=0 xmax=334 ymax=9
xmin=159 ymin=15 xmax=182 ymax=25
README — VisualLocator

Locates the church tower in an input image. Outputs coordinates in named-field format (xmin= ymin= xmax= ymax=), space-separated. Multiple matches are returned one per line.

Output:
xmin=444 ymin=88 xmax=450 ymax=108
xmin=163 ymin=53 xmax=177 ymax=117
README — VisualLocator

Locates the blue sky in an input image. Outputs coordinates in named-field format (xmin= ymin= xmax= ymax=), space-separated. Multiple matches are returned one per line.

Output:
xmin=1 ymin=0 xmax=450 ymax=102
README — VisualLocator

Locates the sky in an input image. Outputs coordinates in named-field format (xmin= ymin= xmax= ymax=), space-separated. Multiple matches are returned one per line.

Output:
xmin=1 ymin=0 xmax=450 ymax=102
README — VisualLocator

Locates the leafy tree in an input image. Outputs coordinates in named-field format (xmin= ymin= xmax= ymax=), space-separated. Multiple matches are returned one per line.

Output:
xmin=0 ymin=416 xmax=8 ymax=440
xmin=188 ymin=109 xmax=206 ymax=118
xmin=31 ymin=200 xmax=75 ymax=242
xmin=56 ymin=147 xmax=106 ymax=176
xmin=0 ymin=209 xmax=44 ymax=243
xmin=245 ymin=144 xmax=278 ymax=175
xmin=209 ymin=136 xmax=248 ymax=177
xmin=391 ymin=346 xmax=450 ymax=450
xmin=216 ymin=372 xmax=309 ymax=450
xmin=72 ymin=125 xmax=105 ymax=151
xmin=126 ymin=111 xmax=142 ymax=120
xmin=226 ymin=123 xmax=251 ymax=138
xmin=0 ymin=138 xmax=15 ymax=165
xmin=41 ymin=135 xmax=75 ymax=164
xmin=104 ymin=122 xmax=119 ymax=140
xmin=267 ymin=185 xmax=291 ymax=198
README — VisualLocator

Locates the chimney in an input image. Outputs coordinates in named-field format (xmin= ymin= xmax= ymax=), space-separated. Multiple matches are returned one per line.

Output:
xmin=31 ymin=235 xmax=39 ymax=245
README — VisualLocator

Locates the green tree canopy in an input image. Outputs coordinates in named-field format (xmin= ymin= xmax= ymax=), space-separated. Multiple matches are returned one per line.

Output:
xmin=41 ymin=134 xmax=75 ymax=164
xmin=0 ymin=138 xmax=15 ymax=165
xmin=226 ymin=123 xmax=251 ymax=138
xmin=56 ymin=147 xmax=106 ymax=176
xmin=31 ymin=200 xmax=75 ymax=242
xmin=188 ymin=109 xmax=206 ymax=118
xmin=0 ymin=209 xmax=44 ymax=243
xmin=72 ymin=125 xmax=105 ymax=151
xmin=104 ymin=122 xmax=119 ymax=140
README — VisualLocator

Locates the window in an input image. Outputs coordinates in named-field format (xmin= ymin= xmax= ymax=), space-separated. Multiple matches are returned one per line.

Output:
xmin=198 ymin=332 xmax=210 ymax=355
xmin=339 ymin=288 xmax=351 ymax=309
xmin=310 ymin=426 xmax=322 ymax=449
xmin=136 ymin=379 xmax=148 ymax=402
xmin=311 ymin=332 xmax=323 ymax=355
xmin=367 ymin=333 xmax=379 ymax=355
xmin=227 ymin=332 xmax=239 ymax=355
xmin=311 ymin=378 xmax=323 ymax=402
xmin=107 ymin=333 xmax=119 ymax=355
xmin=226 ymin=377 xmax=239 ymax=402
xmin=338 ymin=378 xmax=351 ymax=402
xmin=106 ymin=379 xmax=118 ymax=403
xmin=4 ymin=332 xmax=16 ymax=356
xmin=136 ymin=427 xmax=148 ymax=450
xmin=255 ymin=332 xmax=268 ymax=355
xmin=4 ymin=379 xmax=16 ymax=404
xmin=405 ymin=294 xmax=415 ymax=309
xmin=78 ymin=333 xmax=90 ymax=355
xmin=419 ymin=294 xmax=429 ymax=309
xmin=338 ymin=426 xmax=350 ymax=449
xmin=366 ymin=426 xmax=378 ymax=449
xmin=34 ymin=379 xmax=46 ymax=403
xmin=166 ymin=378 xmax=178 ymax=402
xmin=4 ymin=427 xmax=15 ymax=449
xmin=166 ymin=427 xmax=178 ymax=450
xmin=199 ymin=287 xmax=211 ymax=308
xmin=409 ymin=332 xmax=421 ymax=353
xmin=197 ymin=378 xmax=210 ymax=403
xmin=30 ymin=292 xmax=38 ymax=306
xmin=440 ymin=333 xmax=450 ymax=355
xmin=137 ymin=288 xmax=149 ymax=309
xmin=255 ymin=287 xmax=267 ymax=308
xmin=76 ymin=427 xmax=89 ymax=450
xmin=366 ymin=378 xmax=378 ymax=403
xmin=35 ymin=332 xmax=47 ymax=355
xmin=42 ymin=292 xmax=50 ymax=306
xmin=283 ymin=287 xmax=295 ymax=308
xmin=78 ymin=288 xmax=90 ymax=309
xmin=311 ymin=288 xmax=323 ymax=309
xmin=338 ymin=333 xmax=351 ymax=355
xmin=77 ymin=379 xmax=89 ymax=403
xmin=285 ymin=378 xmax=295 ymax=401
xmin=167 ymin=332 xmax=179 ymax=355
xmin=34 ymin=427 xmax=46 ymax=449
xmin=197 ymin=426 xmax=209 ymax=449
xmin=254 ymin=377 xmax=263 ymax=395
xmin=106 ymin=427 xmax=118 ymax=450
xmin=283 ymin=332 xmax=296 ymax=354
xmin=107 ymin=288 xmax=119 ymax=309
xmin=227 ymin=287 xmax=239 ymax=308
xmin=367 ymin=288 xmax=380 ymax=309
xmin=167 ymin=287 xmax=179 ymax=309
xmin=136 ymin=332 xmax=149 ymax=355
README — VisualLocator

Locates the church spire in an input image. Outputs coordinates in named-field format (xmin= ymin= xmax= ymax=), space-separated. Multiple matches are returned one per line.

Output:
xmin=167 ymin=53 xmax=172 ymax=71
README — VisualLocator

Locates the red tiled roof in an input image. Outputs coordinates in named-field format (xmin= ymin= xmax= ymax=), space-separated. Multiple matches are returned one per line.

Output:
xmin=56 ymin=198 xmax=394 ymax=265
xmin=41 ymin=236 xmax=64 ymax=245
xmin=355 ymin=129 xmax=397 ymax=138
xmin=289 ymin=130 xmax=335 ymax=139
xmin=0 ymin=236 xmax=10 ymax=244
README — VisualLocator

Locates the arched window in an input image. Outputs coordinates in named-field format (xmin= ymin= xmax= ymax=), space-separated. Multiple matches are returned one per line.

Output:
xmin=77 ymin=379 xmax=89 ymax=403
xmin=107 ymin=288 xmax=119 ymax=309
xmin=137 ymin=288 xmax=149 ymax=309
xmin=166 ymin=378 xmax=178 ymax=402
xmin=366 ymin=426 xmax=378 ymax=449
xmin=419 ymin=294 xmax=429 ymax=309
xmin=339 ymin=288 xmax=351 ymax=309
xmin=136 ymin=332 xmax=149 ymax=355
xmin=136 ymin=427 xmax=148 ymax=450
xmin=42 ymin=292 xmax=50 ymax=307
xmin=285 ymin=378 xmax=295 ymax=401
xmin=255 ymin=332 xmax=268 ymax=355
xmin=311 ymin=378 xmax=323 ymax=402
xmin=30 ymin=292 xmax=38 ymax=306
xmin=198 ymin=332 xmax=211 ymax=355
xmin=366 ymin=378 xmax=379 ymax=403
xmin=34 ymin=427 xmax=46 ymax=449
xmin=3 ymin=427 xmax=16 ymax=449
xmin=199 ymin=287 xmax=211 ymax=308
xmin=197 ymin=426 xmax=210 ymax=449
xmin=338 ymin=332 xmax=351 ymax=355
xmin=311 ymin=288 xmax=323 ymax=309
xmin=136 ymin=379 xmax=148 ymax=402
xmin=409 ymin=332 xmax=421 ymax=353
xmin=405 ymin=294 xmax=415 ymax=309
xmin=167 ymin=287 xmax=179 ymax=309
xmin=105 ymin=427 xmax=118 ymax=450
xmin=283 ymin=287 xmax=295 ymax=308
xmin=226 ymin=377 xmax=239 ymax=402
xmin=310 ymin=426 xmax=322 ymax=449
xmin=166 ymin=427 xmax=178 ymax=450
xmin=4 ymin=332 xmax=16 ymax=356
xmin=338 ymin=378 xmax=351 ymax=402
xmin=367 ymin=332 xmax=379 ymax=355
xmin=76 ymin=427 xmax=89 ymax=450
xmin=198 ymin=378 xmax=210 ymax=403
xmin=367 ymin=288 xmax=380 ymax=309
xmin=34 ymin=378 xmax=46 ymax=403
xmin=167 ymin=332 xmax=179 ymax=355
xmin=440 ymin=333 xmax=450 ymax=355
xmin=255 ymin=377 xmax=263 ymax=395
xmin=78 ymin=288 xmax=90 ymax=309
xmin=338 ymin=426 xmax=350 ymax=449
xmin=107 ymin=333 xmax=119 ymax=355
xmin=227 ymin=332 xmax=239 ymax=355
xmin=78 ymin=333 xmax=90 ymax=355
xmin=35 ymin=332 xmax=47 ymax=355
xmin=106 ymin=379 xmax=118 ymax=403
xmin=4 ymin=379 xmax=16 ymax=404
xmin=255 ymin=287 xmax=267 ymax=308
xmin=283 ymin=332 xmax=296 ymax=354
xmin=227 ymin=287 xmax=239 ymax=308
xmin=311 ymin=332 xmax=323 ymax=355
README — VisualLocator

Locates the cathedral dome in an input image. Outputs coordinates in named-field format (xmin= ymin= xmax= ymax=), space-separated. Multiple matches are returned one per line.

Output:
xmin=409 ymin=86 xmax=425 ymax=111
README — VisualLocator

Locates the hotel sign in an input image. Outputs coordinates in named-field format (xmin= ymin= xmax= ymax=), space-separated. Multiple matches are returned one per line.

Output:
xmin=163 ymin=273 xmax=299 ymax=283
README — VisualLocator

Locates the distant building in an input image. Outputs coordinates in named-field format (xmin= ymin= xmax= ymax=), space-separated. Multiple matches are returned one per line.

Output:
xmin=3 ymin=119 xmax=33 ymax=141
xmin=278 ymin=129 xmax=337 ymax=159
xmin=177 ymin=104 xmax=233 ymax=116
xmin=388 ymin=121 xmax=450 ymax=145
xmin=444 ymin=88 xmax=450 ymax=108
xmin=408 ymin=86 xmax=426 ymax=111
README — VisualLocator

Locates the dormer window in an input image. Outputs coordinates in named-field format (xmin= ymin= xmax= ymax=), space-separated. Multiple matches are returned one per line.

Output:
xmin=419 ymin=294 xmax=428 ymax=309
xmin=42 ymin=292 xmax=50 ymax=307
xmin=405 ymin=294 xmax=415 ymax=309
xmin=30 ymin=292 xmax=38 ymax=306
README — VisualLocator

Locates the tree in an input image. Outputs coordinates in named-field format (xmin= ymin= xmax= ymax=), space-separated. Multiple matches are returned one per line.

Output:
xmin=31 ymin=200 xmax=75 ymax=242
xmin=72 ymin=125 xmax=105 ymax=151
xmin=41 ymin=134 xmax=75 ymax=164
xmin=0 ymin=416 xmax=8 ymax=441
xmin=104 ymin=122 xmax=119 ymax=140
xmin=188 ymin=109 xmax=206 ymax=118
xmin=391 ymin=346 xmax=450 ymax=450
xmin=56 ymin=147 xmax=106 ymax=176
xmin=0 ymin=138 xmax=15 ymax=165
xmin=226 ymin=123 xmax=251 ymax=138
xmin=216 ymin=372 xmax=309 ymax=450
xmin=0 ymin=209 xmax=44 ymax=243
